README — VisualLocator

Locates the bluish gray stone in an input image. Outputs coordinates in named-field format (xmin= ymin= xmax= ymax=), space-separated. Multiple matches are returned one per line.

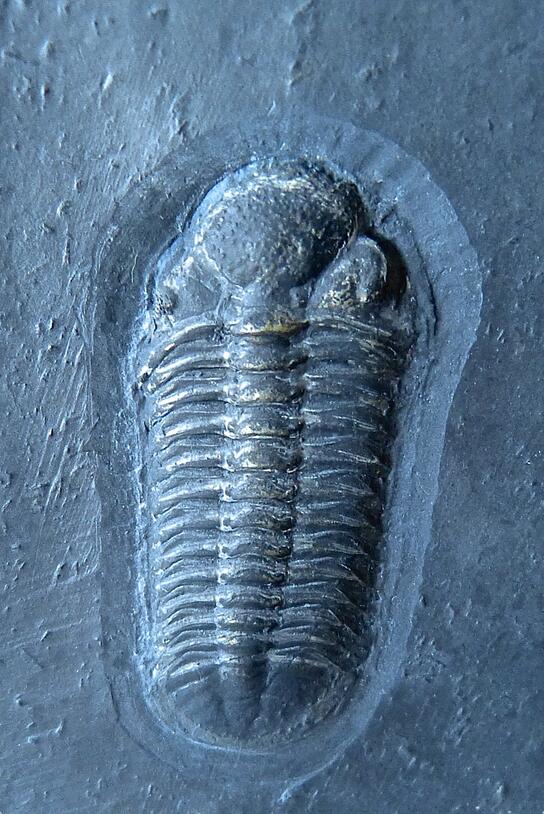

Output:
xmin=0 ymin=2 xmax=542 ymax=812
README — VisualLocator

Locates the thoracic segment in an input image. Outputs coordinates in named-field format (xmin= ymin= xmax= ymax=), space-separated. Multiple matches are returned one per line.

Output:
xmin=142 ymin=305 xmax=402 ymax=685
xmin=145 ymin=318 xmax=307 ymax=694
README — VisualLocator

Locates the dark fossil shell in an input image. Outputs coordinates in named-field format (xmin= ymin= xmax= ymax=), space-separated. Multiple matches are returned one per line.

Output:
xmin=134 ymin=158 xmax=415 ymax=745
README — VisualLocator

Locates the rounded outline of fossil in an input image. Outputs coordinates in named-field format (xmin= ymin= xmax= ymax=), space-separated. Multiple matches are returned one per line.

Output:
xmin=135 ymin=157 xmax=416 ymax=748
xmin=92 ymin=114 xmax=481 ymax=783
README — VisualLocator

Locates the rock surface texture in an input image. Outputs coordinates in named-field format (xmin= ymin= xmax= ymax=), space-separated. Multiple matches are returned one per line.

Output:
xmin=0 ymin=2 xmax=542 ymax=812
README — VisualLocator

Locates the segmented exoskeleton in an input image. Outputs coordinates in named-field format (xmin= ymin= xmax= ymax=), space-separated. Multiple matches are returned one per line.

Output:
xmin=135 ymin=159 xmax=413 ymax=744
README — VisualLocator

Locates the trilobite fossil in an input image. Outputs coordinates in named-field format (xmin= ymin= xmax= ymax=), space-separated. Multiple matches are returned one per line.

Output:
xmin=133 ymin=157 xmax=415 ymax=745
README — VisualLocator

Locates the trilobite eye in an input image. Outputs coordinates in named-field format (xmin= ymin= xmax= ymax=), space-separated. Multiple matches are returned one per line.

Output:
xmin=311 ymin=237 xmax=388 ymax=310
xmin=353 ymin=238 xmax=388 ymax=302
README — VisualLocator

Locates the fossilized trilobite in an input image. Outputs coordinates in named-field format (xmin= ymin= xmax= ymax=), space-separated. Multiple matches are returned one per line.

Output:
xmin=134 ymin=158 xmax=415 ymax=745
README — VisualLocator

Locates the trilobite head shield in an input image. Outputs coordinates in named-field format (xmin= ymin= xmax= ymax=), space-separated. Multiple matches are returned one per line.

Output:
xmin=186 ymin=159 xmax=363 ymax=283
xmin=139 ymin=158 xmax=407 ymax=746
xmin=156 ymin=160 xmax=386 ymax=328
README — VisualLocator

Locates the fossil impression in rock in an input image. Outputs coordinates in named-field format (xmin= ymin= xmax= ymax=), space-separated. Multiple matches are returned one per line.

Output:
xmin=133 ymin=158 xmax=415 ymax=745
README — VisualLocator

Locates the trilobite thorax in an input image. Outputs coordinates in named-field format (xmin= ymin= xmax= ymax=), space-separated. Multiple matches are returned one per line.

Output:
xmin=135 ymin=158 xmax=415 ymax=745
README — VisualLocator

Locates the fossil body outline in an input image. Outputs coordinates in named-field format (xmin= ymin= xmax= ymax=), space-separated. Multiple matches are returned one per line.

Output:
xmin=133 ymin=158 xmax=415 ymax=745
